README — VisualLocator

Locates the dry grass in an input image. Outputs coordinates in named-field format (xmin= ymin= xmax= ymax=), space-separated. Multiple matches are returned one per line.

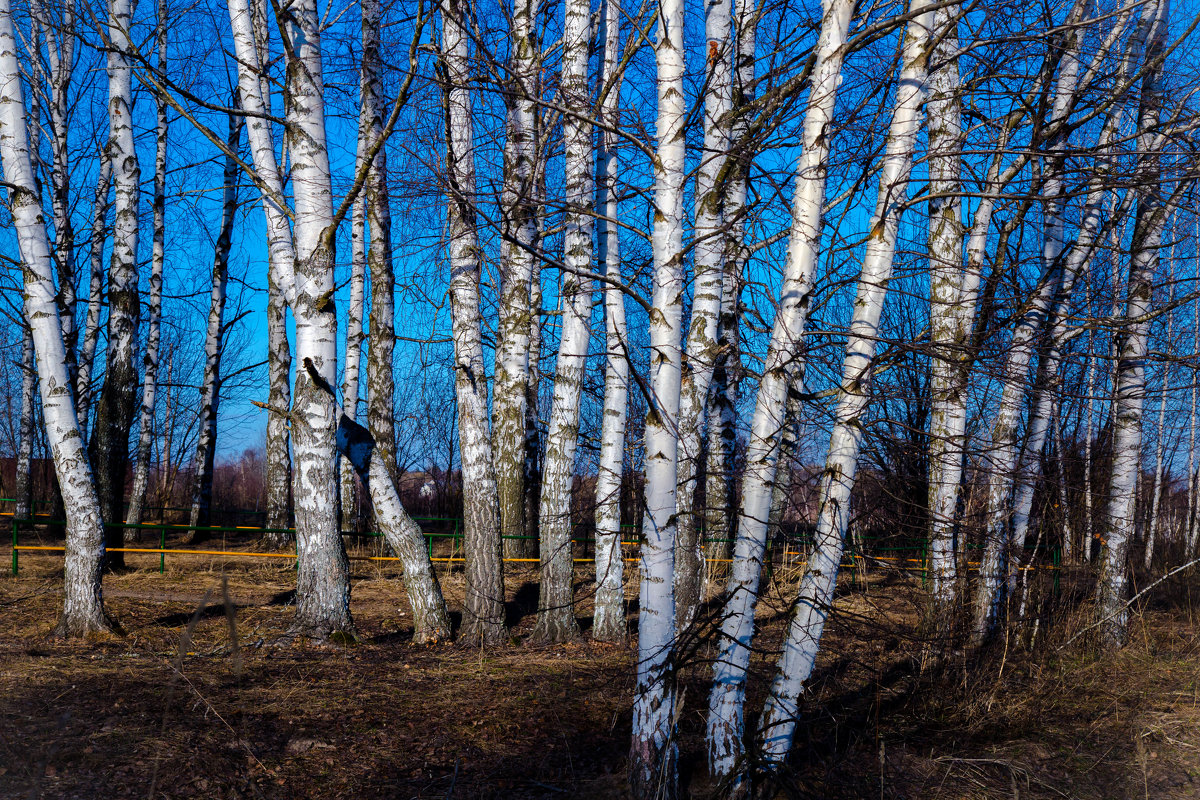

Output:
xmin=3 ymin=552 xmax=1200 ymax=798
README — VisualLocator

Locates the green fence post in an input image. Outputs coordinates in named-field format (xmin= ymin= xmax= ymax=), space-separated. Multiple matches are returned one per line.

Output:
xmin=160 ymin=526 xmax=167 ymax=574
xmin=11 ymin=519 xmax=17 ymax=576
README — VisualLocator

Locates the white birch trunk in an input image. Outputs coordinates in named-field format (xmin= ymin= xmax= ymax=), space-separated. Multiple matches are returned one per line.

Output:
xmin=531 ymin=0 xmax=593 ymax=644
xmin=705 ymin=0 xmax=854 ymax=777
xmin=674 ymin=0 xmax=733 ymax=633
xmin=92 ymin=0 xmax=141 ymax=567
xmin=592 ymin=0 xmax=628 ymax=644
xmin=0 ymin=0 xmax=111 ymax=634
xmin=439 ymin=0 xmax=506 ymax=644
xmin=925 ymin=0 xmax=965 ymax=615
xmin=75 ymin=153 xmax=111 ymax=438
xmin=229 ymin=0 xmax=350 ymax=637
xmin=340 ymin=193 xmax=365 ymax=529
xmin=756 ymin=3 xmax=932 ymax=773
xmin=630 ymin=0 xmax=685 ymax=793
xmin=266 ymin=269 xmax=292 ymax=541
xmin=126 ymin=3 xmax=168 ymax=537
xmin=281 ymin=0 xmax=353 ymax=639
xmin=14 ymin=323 xmax=35 ymax=520
xmin=327 ymin=388 xmax=451 ymax=643
xmin=702 ymin=0 xmax=757 ymax=576
xmin=361 ymin=0 xmax=397 ymax=493
xmin=494 ymin=0 xmax=539 ymax=559
xmin=1096 ymin=0 xmax=1170 ymax=648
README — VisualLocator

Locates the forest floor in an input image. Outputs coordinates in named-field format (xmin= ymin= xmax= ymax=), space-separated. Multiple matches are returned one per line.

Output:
xmin=2 ymin=545 xmax=1200 ymax=799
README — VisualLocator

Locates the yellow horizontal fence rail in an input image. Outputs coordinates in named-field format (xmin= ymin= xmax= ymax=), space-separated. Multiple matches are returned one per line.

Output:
xmin=5 ymin=504 xmax=1063 ymax=589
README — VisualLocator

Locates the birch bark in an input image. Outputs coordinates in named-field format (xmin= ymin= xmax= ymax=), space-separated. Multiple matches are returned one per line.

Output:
xmin=91 ymin=0 xmax=142 ymax=567
xmin=532 ymin=0 xmax=593 ymax=644
xmin=1096 ymin=0 xmax=1170 ymax=648
xmin=705 ymin=0 xmax=854 ymax=777
xmin=126 ymin=3 xmax=168 ymax=537
xmin=494 ymin=0 xmax=539 ymax=560
xmin=361 ymin=0 xmax=398 ymax=491
xmin=439 ymin=0 xmax=506 ymax=644
xmin=14 ymin=323 xmax=34 ymax=520
xmin=340 ymin=193 xmax=365 ymax=529
xmin=755 ymin=3 xmax=932 ymax=773
xmin=229 ymin=0 xmax=351 ymax=637
xmin=925 ymin=0 xmax=965 ymax=615
xmin=592 ymin=0 xmax=627 ymax=644
xmin=630 ymin=0 xmax=685 ymax=793
xmin=703 ymin=0 xmax=757 ymax=573
xmin=0 ymin=0 xmax=111 ymax=634
xmin=75 ymin=153 xmax=111 ymax=438
xmin=674 ymin=0 xmax=733 ymax=633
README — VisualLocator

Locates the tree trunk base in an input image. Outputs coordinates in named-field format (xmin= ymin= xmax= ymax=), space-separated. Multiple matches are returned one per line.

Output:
xmin=53 ymin=610 xmax=121 ymax=640
xmin=531 ymin=611 xmax=580 ymax=644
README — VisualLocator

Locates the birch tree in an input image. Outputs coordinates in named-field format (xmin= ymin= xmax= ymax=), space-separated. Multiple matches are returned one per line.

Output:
xmin=755 ymin=2 xmax=933 ymax=775
xmin=0 ymin=0 xmax=111 ymax=635
xmin=494 ymin=0 xmax=540 ymax=560
xmin=75 ymin=153 xmax=111 ymax=438
xmin=1096 ymin=0 xmax=1171 ymax=648
xmin=706 ymin=0 xmax=856 ymax=777
xmin=592 ymin=0 xmax=628 ymax=644
xmin=438 ymin=0 xmax=506 ymax=644
xmin=630 ymin=0 xmax=685 ymax=792
xmin=924 ymin=0 xmax=965 ymax=617
xmin=125 ymin=0 xmax=168 ymax=537
xmin=532 ymin=0 xmax=594 ymax=644
xmin=361 ymin=0 xmax=398 ymax=494
xmin=228 ymin=0 xmax=352 ymax=638
xmin=91 ymin=0 xmax=142 ymax=568
xmin=703 ymin=0 xmax=758 ymax=572
xmin=674 ymin=0 xmax=733 ymax=632
xmin=13 ymin=323 xmax=34 ymax=520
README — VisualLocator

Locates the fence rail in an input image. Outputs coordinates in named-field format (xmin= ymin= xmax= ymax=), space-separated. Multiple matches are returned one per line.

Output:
xmin=2 ymin=499 xmax=1062 ymax=589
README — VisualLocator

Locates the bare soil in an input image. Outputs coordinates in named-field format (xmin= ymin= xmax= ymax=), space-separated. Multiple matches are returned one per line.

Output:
xmin=3 ymin=547 xmax=1200 ymax=799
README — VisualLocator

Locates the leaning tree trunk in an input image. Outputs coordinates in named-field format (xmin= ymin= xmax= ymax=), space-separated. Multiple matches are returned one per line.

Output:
xmin=438 ymin=0 xmax=506 ymax=645
xmin=91 ymin=0 xmax=142 ymax=569
xmin=297 ymin=360 xmax=452 ymax=643
xmin=592 ymin=0 xmax=628 ymax=644
xmin=0 ymin=0 xmax=112 ymax=635
xmin=188 ymin=113 xmax=241 ymax=536
xmin=705 ymin=0 xmax=854 ymax=779
xmin=1097 ymin=0 xmax=1169 ymax=649
xmin=531 ymin=0 xmax=593 ymax=645
xmin=494 ymin=0 xmax=540 ymax=560
xmin=630 ymin=0 xmax=686 ymax=794
xmin=126 ymin=4 xmax=168 ymax=539
xmin=32 ymin=0 xmax=77 ymax=381
xmin=673 ymin=0 xmax=733 ymax=633
xmin=755 ymin=3 xmax=931 ymax=778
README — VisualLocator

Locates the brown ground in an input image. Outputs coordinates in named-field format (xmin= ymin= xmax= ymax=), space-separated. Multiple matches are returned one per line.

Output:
xmin=2 ymin=546 xmax=1200 ymax=799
